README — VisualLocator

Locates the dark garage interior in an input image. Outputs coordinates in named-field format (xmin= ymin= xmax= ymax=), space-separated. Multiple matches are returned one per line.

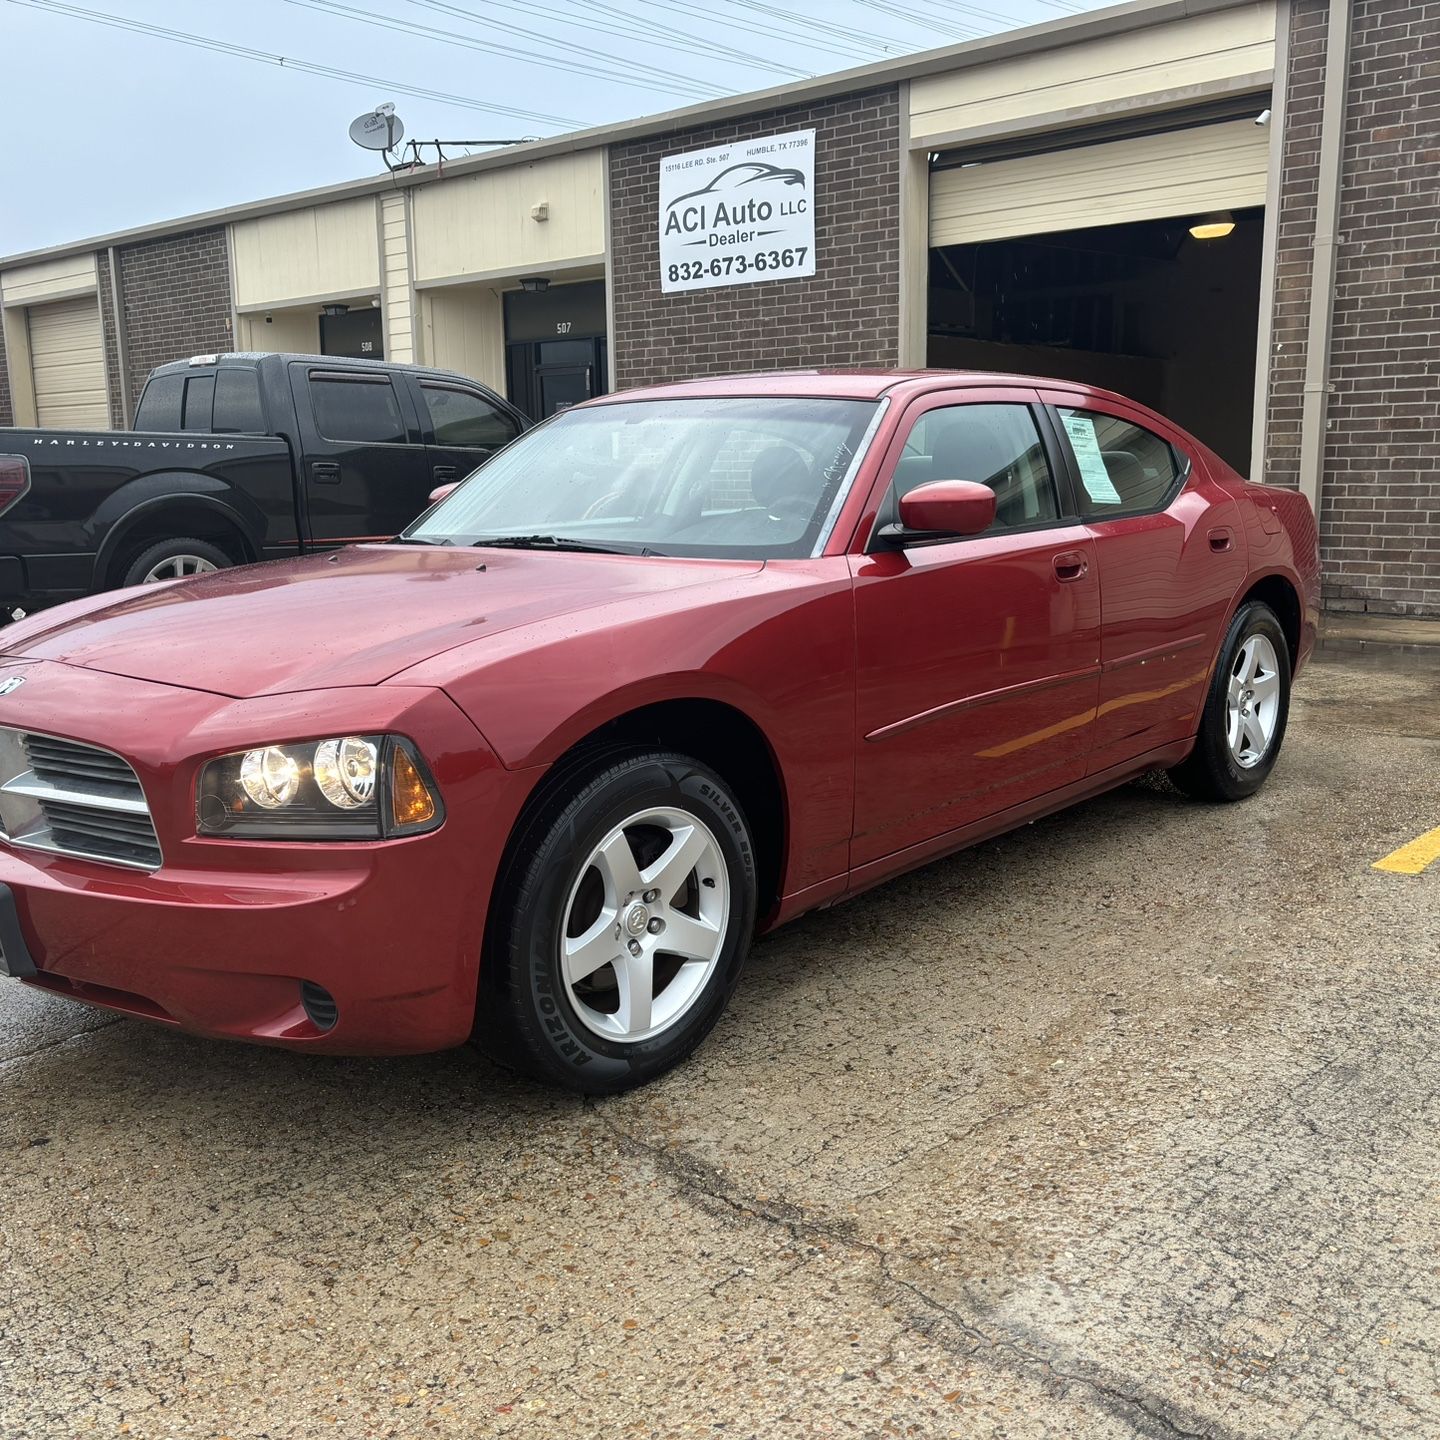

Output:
xmin=928 ymin=206 xmax=1264 ymax=475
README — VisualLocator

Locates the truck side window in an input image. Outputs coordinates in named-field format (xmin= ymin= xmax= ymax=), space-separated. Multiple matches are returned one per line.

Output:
xmin=419 ymin=384 xmax=520 ymax=450
xmin=182 ymin=375 xmax=215 ymax=432
xmin=213 ymin=369 xmax=266 ymax=433
xmin=134 ymin=373 xmax=183 ymax=431
xmin=310 ymin=375 xmax=407 ymax=445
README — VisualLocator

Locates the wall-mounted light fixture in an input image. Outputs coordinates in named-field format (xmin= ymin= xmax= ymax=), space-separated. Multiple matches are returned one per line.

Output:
xmin=518 ymin=276 xmax=551 ymax=293
xmin=322 ymin=303 xmax=350 ymax=317
xmin=1188 ymin=211 xmax=1236 ymax=240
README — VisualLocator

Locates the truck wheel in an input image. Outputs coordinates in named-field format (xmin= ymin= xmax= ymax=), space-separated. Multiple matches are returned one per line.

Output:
xmin=122 ymin=538 xmax=234 ymax=587
xmin=475 ymin=750 xmax=757 ymax=1094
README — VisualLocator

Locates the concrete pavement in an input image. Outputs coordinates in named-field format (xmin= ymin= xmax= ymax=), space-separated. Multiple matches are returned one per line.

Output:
xmin=1 ymin=647 xmax=1437 ymax=1439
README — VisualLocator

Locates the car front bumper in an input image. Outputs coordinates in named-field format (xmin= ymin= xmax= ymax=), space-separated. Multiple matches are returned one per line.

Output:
xmin=0 ymin=660 xmax=537 ymax=1055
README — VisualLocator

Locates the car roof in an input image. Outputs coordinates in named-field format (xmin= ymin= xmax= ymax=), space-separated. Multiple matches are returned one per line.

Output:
xmin=586 ymin=368 xmax=1140 ymax=408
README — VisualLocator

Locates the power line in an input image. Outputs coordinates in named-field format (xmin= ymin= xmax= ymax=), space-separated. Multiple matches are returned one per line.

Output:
xmin=627 ymin=0 xmax=880 ymax=64
xmin=5 ymin=0 xmax=586 ymax=128
xmin=286 ymin=0 xmax=729 ymax=101
xmin=411 ymin=0 xmax=811 ymax=79
xmin=847 ymin=0 xmax=975 ymax=39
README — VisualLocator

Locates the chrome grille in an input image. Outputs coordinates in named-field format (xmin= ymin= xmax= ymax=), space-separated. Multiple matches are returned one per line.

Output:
xmin=0 ymin=727 xmax=162 ymax=871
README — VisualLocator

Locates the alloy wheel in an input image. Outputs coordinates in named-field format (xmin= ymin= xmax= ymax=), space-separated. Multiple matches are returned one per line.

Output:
xmin=560 ymin=806 xmax=729 ymax=1043
xmin=142 ymin=554 xmax=220 ymax=583
xmin=1226 ymin=633 xmax=1281 ymax=768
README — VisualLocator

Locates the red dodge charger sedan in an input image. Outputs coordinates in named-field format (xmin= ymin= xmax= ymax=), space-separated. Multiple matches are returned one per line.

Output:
xmin=0 ymin=371 xmax=1318 ymax=1092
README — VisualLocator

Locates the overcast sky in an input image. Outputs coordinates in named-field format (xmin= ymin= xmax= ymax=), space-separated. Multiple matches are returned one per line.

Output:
xmin=1 ymin=0 xmax=1116 ymax=257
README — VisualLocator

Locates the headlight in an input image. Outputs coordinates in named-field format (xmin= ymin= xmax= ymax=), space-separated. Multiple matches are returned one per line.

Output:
xmin=197 ymin=735 xmax=442 ymax=840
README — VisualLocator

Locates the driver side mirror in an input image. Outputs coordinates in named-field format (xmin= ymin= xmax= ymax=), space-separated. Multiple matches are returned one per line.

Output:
xmin=892 ymin=480 xmax=996 ymax=540
xmin=428 ymin=482 xmax=460 ymax=504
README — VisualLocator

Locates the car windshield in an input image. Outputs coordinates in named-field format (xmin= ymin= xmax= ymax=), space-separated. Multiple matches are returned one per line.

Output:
xmin=403 ymin=396 xmax=881 ymax=559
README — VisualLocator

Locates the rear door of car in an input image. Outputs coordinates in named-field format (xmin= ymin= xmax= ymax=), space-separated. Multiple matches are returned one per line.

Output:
xmin=1038 ymin=390 xmax=1248 ymax=773
xmin=408 ymin=378 xmax=525 ymax=494
xmin=847 ymin=387 xmax=1102 ymax=869
xmin=288 ymin=364 xmax=429 ymax=545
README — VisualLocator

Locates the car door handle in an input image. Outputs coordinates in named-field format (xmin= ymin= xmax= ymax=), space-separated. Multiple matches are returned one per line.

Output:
xmin=1053 ymin=551 xmax=1089 ymax=583
xmin=432 ymin=465 xmax=457 ymax=482
xmin=312 ymin=462 xmax=341 ymax=485
xmin=1208 ymin=527 xmax=1234 ymax=553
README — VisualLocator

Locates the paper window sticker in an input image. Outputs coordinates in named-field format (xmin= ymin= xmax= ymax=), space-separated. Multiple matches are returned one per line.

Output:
xmin=1062 ymin=413 xmax=1123 ymax=506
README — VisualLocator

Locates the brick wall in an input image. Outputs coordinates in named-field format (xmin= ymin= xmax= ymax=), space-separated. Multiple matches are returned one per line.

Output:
xmin=609 ymin=87 xmax=901 ymax=390
xmin=116 ymin=226 xmax=233 ymax=414
xmin=1266 ymin=0 xmax=1440 ymax=615
xmin=0 ymin=309 xmax=12 ymax=427
xmin=95 ymin=249 xmax=126 ymax=428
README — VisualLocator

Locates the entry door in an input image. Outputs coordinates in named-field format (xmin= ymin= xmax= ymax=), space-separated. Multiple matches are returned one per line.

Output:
xmin=289 ymin=365 xmax=429 ymax=545
xmin=537 ymin=364 xmax=593 ymax=417
xmin=1039 ymin=392 xmax=1248 ymax=772
xmin=850 ymin=394 xmax=1101 ymax=868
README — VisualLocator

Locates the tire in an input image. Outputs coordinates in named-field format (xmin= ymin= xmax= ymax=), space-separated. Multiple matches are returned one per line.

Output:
xmin=475 ymin=750 xmax=757 ymax=1095
xmin=121 ymin=538 xmax=234 ymax=588
xmin=1168 ymin=600 xmax=1291 ymax=802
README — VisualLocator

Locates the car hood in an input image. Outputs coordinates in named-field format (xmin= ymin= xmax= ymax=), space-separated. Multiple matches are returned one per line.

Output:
xmin=1 ymin=545 xmax=765 ymax=698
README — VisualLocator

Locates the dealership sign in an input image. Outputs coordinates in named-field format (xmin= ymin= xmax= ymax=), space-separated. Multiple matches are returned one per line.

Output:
xmin=658 ymin=129 xmax=816 ymax=294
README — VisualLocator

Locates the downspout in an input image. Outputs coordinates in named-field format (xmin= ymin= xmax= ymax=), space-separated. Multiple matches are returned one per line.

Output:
xmin=107 ymin=244 xmax=132 ymax=428
xmin=1297 ymin=0 xmax=1352 ymax=515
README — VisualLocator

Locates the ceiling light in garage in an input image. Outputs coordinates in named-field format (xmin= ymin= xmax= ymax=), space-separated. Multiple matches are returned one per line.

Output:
xmin=1189 ymin=211 xmax=1236 ymax=240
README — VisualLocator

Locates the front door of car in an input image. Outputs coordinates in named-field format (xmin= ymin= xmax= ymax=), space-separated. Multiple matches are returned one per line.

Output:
xmin=1038 ymin=392 xmax=1248 ymax=773
xmin=849 ymin=393 xmax=1101 ymax=870
xmin=289 ymin=365 xmax=430 ymax=546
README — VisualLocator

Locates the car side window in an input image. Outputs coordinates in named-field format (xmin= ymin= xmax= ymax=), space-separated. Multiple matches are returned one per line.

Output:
xmin=1058 ymin=408 xmax=1185 ymax=519
xmin=896 ymin=403 xmax=1059 ymax=531
xmin=419 ymin=384 xmax=520 ymax=450
xmin=310 ymin=375 xmax=407 ymax=445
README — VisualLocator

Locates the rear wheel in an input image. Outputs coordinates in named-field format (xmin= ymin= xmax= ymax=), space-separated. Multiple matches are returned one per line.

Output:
xmin=122 ymin=537 xmax=233 ymax=588
xmin=1169 ymin=600 xmax=1291 ymax=802
xmin=476 ymin=750 xmax=757 ymax=1094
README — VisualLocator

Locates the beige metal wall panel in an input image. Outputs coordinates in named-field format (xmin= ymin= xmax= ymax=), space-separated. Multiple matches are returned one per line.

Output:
xmin=237 ymin=308 xmax=320 ymax=355
xmin=421 ymin=286 xmax=504 ymax=391
xmin=1 ymin=252 xmax=98 ymax=307
xmin=380 ymin=191 xmax=415 ymax=363
xmin=910 ymin=7 xmax=1275 ymax=143
xmin=231 ymin=196 xmax=380 ymax=309
xmin=411 ymin=152 xmax=605 ymax=284
xmin=929 ymin=118 xmax=1270 ymax=247
xmin=28 ymin=295 xmax=109 ymax=428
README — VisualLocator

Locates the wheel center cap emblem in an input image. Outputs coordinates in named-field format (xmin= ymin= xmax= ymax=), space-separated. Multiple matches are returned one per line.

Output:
xmin=625 ymin=904 xmax=651 ymax=937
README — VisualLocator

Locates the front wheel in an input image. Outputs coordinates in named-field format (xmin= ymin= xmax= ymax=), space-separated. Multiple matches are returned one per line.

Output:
xmin=1169 ymin=600 xmax=1291 ymax=802
xmin=476 ymin=751 xmax=757 ymax=1094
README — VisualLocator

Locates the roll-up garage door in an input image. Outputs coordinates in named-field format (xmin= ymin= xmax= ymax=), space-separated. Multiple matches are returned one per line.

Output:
xmin=930 ymin=119 xmax=1269 ymax=248
xmin=28 ymin=295 xmax=109 ymax=428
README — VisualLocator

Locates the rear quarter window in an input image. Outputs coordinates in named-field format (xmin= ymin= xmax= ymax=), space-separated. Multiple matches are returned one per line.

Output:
xmin=1059 ymin=408 xmax=1187 ymax=519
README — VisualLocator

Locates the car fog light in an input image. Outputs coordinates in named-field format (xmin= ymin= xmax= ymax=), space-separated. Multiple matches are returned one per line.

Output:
xmin=240 ymin=746 xmax=301 ymax=809
xmin=314 ymin=736 xmax=378 ymax=809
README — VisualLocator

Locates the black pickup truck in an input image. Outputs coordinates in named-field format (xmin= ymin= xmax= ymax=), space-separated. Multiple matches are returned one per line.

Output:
xmin=0 ymin=352 xmax=528 ymax=619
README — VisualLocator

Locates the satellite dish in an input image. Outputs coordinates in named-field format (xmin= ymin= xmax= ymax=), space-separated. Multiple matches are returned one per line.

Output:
xmin=349 ymin=108 xmax=404 ymax=152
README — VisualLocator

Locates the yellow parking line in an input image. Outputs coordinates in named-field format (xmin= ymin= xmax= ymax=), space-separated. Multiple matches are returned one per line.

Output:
xmin=1373 ymin=827 xmax=1440 ymax=875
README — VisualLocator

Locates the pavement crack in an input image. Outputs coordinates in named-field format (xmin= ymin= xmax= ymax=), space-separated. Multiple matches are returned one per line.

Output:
xmin=592 ymin=1101 xmax=1241 ymax=1440
xmin=0 ymin=1018 xmax=123 ymax=1070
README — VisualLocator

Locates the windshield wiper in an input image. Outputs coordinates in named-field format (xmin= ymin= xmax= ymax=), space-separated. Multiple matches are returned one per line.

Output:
xmin=470 ymin=534 xmax=654 ymax=556
xmin=390 ymin=535 xmax=452 ymax=546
